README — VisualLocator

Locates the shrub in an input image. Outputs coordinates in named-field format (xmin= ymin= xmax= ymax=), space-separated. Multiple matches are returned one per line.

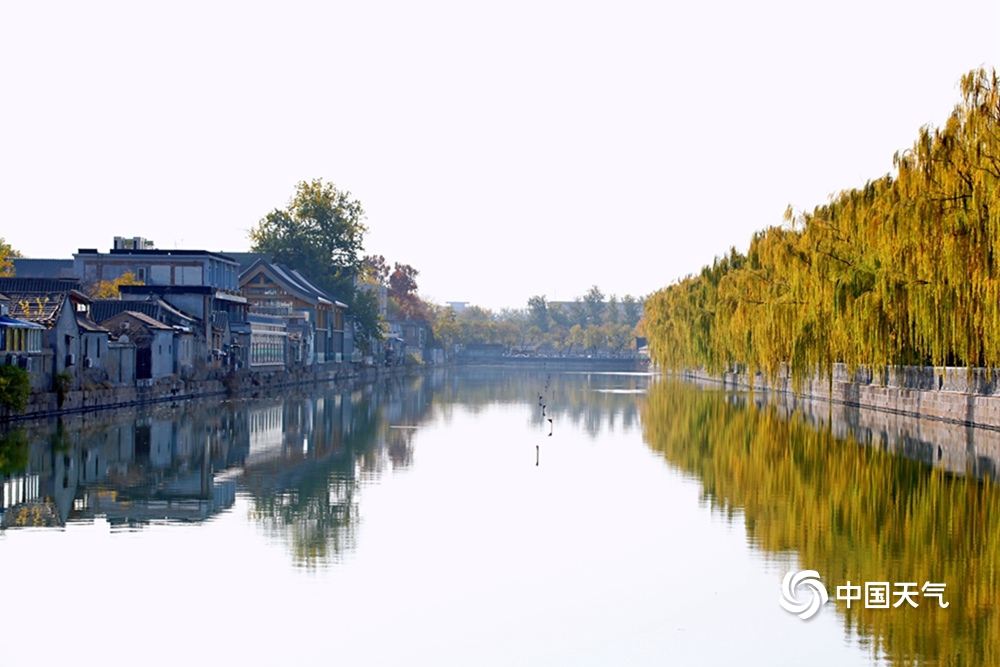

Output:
xmin=53 ymin=371 xmax=72 ymax=408
xmin=0 ymin=364 xmax=31 ymax=417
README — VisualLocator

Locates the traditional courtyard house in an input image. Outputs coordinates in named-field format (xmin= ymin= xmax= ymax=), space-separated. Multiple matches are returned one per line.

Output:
xmin=0 ymin=293 xmax=47 ymax=390
xmin=76 ymin=315 xmax=112 ymax=386
xmin=92 ymin=297 xmax=198 ymax=378
xmin=0 ymin=278 xmax=95 ymax=390
xmin=238 ymin=259 xmax=348 ymax=366
xmin=74 ymin=243 xmax=247 ymax=371
xmin=91 ymin=297 xmax=198 ymax=330
xmin=288 ymin=267 xmax=348 ymax=363
xmin=100 ymin=311 xmax=175 ymax=381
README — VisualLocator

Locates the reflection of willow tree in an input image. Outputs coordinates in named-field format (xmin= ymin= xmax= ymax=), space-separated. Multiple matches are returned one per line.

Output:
xmin=642 ymin=380 xmax=1000 ymax=666
xmin=245 ymin=375 xmax=433 ymax=566
xmin=248 ymin=457 xmax=361 ymax=564
xmin=429 ymin=369 xmax=646 ymax=437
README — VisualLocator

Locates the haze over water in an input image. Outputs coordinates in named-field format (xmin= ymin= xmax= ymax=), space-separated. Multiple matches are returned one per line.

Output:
xmin=1 ymin=369 xmax=993 ymax=666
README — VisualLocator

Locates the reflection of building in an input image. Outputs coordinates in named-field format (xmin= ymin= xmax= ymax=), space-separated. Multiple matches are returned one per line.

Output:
xmin=0 ymin=404 xmax=249 ymax=528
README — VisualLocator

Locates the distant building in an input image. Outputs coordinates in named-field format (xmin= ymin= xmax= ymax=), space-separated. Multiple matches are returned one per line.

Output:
xmin=10 ymin=258 xmax=76 ymax=280
xmin=74 ymin=247 xmax=240 ymax=292
xmin=113 ymin=236 xmax=154 ymax=250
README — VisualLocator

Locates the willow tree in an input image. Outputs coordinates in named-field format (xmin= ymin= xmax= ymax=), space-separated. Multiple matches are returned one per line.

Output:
xmin=645 ymin=67 xmax=1000 ymax=383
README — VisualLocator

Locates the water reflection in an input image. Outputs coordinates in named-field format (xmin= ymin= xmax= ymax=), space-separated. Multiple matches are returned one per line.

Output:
xmin=0 ymin=370 xmax=647 ymax=552
xmin=429 ymin=368 xmax=647 ymax=437
xmin=6 ymin=369 xmax=1000 ymax=663
xmin=641 ymin=379 xmax=1000 ymax=667
xmin=1 ymin=408 xmax=245 ymax=529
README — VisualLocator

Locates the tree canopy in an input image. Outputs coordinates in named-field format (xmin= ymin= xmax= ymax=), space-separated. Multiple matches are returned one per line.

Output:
xmin=90 ymin=271 xmax=143 ymax=299
xmin=249 ymin=179 xmax=367 ymax=300
xmin=0 ymin=238 xmax=22 ymax=277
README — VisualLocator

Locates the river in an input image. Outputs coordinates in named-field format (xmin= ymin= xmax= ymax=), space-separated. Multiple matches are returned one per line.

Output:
xmin=0 ymin=368 xmax=995 ymax=666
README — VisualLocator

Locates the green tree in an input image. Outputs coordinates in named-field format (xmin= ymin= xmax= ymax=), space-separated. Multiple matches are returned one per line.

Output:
xmin=432 ymin=306 xmax=461 ymax=357
xmin=458 ymin=306 xmax=496 ymax=344
xmin=249 ymin=179 xmax=367 ymax=300
xmin=621 ymin=294 xmax=642 ymax=328
xmin=569 ymin=299 xmax=588 ymax=328
xmin=362 ymin=254 xmax=390 ymax=286
xmin=605 ymin=294 xmax=619 ymax=324
xmin=0 ymin=238 xmax=22 ymax=277
xmin=527 ymin=295 xmax=550 ymax=333
xmin=584 ymin=285 xmax=605 ymax=324
xmin=583 ymin=324 xmax=606 ymax=355
xmin=0 ymin=365 xmax=31 ymax=417
xmin=495 ymin=319 xmax=521 ymax=353
xmin=350 ymin=287 xmax=385 ymax=355
xmin=603 ymin=321 xmax=634 ymax=354
xmin=249 ymin=179 xmax=380 ymax=353
xmin=566 ymin=324 xmax=584 ymax=355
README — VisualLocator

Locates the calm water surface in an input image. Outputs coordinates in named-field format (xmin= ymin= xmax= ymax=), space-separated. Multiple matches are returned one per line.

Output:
xmin=1 ymin=369 xmax=996 ymax=666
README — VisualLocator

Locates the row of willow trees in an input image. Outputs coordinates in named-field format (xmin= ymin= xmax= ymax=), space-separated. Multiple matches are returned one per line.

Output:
xmin=644 ymin=68 xmax=1000 ymax=382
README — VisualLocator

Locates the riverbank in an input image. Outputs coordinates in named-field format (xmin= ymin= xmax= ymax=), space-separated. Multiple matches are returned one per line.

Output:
xmin=683 ymin=363 xmax=1000 ymax=430
xmin=7 ymin=362 xmax=413 ymax=422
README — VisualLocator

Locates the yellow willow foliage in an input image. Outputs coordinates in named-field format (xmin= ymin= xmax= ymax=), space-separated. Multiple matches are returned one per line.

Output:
xmin=646 ymin=68 xmax=1000 ymax=382
xmin=642 ymin=380 xmax=1000 ymax=666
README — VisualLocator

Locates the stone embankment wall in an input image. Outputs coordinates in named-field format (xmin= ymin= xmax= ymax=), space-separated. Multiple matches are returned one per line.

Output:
xmin=686 ymin=364 xmax=1000 ymax=428
xmin=683 ymin=364 xmax=1000 ymax=478
xmin=11 ymin=363 xmax=407 ymax=421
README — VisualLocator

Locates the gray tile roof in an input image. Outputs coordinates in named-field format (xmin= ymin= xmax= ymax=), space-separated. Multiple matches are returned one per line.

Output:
xmin=0 ymin=277 xmax=82 ymax=293
xmin=76 ymin=314 xmax=110 ymax=333
xmin=239 ymin=258 xmax=348 ymax=309
xmin=92 ymin=298 xmax=197 ymax=327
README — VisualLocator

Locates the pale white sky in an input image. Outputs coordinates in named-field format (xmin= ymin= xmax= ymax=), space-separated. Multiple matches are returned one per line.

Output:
xmin=1 ymin=1 xmax=998 ymax=310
